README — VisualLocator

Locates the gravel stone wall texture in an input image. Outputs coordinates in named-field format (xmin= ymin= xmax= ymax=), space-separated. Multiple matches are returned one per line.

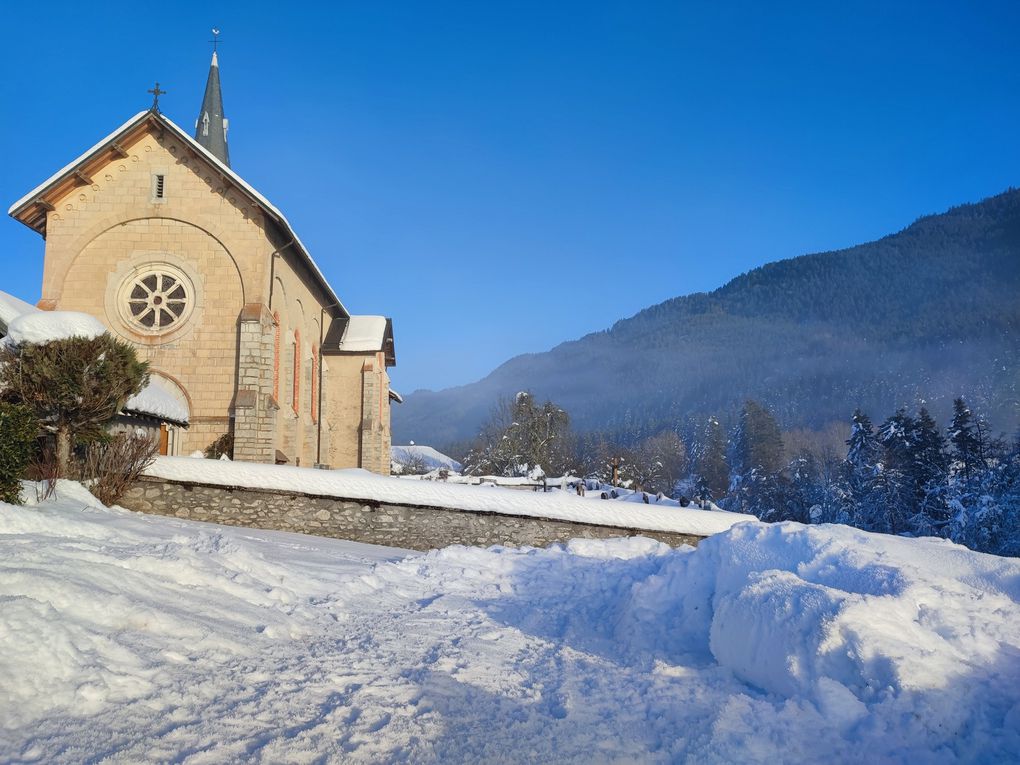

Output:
xmin=120 ymin=476 xmax=705 ymax=551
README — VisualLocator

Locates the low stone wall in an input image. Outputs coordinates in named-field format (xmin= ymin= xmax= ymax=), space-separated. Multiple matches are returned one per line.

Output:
xmin=120 ymin=476 xmax=706 ymax=551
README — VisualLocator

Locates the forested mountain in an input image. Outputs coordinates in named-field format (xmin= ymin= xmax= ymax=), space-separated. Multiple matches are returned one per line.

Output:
xmin=395 ymin=188 xmax=1020 ymax=449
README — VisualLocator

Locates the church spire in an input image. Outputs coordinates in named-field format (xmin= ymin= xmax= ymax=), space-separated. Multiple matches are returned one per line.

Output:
xmin=195 ymin=34 xmax=230 ymax=166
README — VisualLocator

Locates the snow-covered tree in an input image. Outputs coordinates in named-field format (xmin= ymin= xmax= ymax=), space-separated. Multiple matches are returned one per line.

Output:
xmin=0 ymin=334 xmax=148 ymax=477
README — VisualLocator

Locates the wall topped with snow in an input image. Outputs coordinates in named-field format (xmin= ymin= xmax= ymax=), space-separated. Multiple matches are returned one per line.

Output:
xmin=121 ymin=476 xmax=710 ymax=551
xmin=143 ymin=457 xmax=751 ymax=538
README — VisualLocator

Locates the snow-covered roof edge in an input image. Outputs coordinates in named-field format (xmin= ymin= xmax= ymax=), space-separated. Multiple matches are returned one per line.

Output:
xmin=7 ymin=111 xmax=149 ymax=215
xmin=8 ymin=110 xmax=349 ymax=320
xmin=123 ymin=377 xmax=190 ymax=427
xmin=0 ymin=289 xmax=40 ymax=328
xmin=338 ymin=315 xmax=388 ymax=352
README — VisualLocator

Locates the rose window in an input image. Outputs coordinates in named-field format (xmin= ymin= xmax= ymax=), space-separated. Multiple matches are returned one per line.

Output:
xmin=120 ymin=266 xmax=194 ymax=332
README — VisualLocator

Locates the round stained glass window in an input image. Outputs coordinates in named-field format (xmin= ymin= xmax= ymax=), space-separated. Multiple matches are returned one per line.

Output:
xmin=120 ymin=265 xmax=194 ymax=333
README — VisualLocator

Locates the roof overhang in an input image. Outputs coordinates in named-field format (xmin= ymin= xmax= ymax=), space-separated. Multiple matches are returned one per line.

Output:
xmin=322 ymin=316 xmax=396 ymax=366
xmin=9 ymin=109 xmax=349 ymax=319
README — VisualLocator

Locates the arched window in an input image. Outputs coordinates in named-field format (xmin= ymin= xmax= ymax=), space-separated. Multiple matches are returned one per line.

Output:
xmin=311 ymin=345 xmax=319 ymax=424
xmin=201 ymin=112 xmax=210 ymax=137
xmin=272 ymin=312 xmax=281 ymax=403
xmin=292 ymin=329 xmax=301 ymax=414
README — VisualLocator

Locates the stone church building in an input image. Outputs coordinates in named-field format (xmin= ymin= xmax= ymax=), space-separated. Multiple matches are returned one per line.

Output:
xmin=8 ymin=52 xmax=398 ymax=473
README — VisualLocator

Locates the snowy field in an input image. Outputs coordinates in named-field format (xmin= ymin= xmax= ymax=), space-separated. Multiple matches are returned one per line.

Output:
xmin=2 ymin=482 xmax=1019 ymax=763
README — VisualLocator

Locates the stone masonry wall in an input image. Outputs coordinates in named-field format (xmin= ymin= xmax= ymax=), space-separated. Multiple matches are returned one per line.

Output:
xmin=121 ymin=476 xmax=705 ymax=551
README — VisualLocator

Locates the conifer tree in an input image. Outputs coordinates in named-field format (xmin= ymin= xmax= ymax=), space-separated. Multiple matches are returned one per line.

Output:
xmin=0 ymin=334 xmax=148 ymax=477
xmin=694 ymin=416 xmax=729 ymax=502
xmin=949 ymin=398 xmax=981 ymax=486
xmin=734 ymin=400 xmax=785 ymax=475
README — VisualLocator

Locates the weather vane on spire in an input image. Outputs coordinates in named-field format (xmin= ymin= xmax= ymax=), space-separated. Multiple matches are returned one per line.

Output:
xmin=210 ymin=28 xmax=221 ymax=52
xmin=147 ymin=82 xmax=166 ymax=112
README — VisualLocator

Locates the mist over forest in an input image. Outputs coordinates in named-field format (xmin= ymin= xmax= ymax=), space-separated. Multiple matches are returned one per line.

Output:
xmin=394 ymin=187 xmax=1020 ymax=451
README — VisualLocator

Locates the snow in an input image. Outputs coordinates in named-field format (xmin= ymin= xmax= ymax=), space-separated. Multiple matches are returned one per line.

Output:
xmin=124 ymin=376 xmax=190 ymax=424
xmin=0 ymin=289 xmax=38 ymax=328
xmin=391 ymin=444 xmax=462 ymax=471
xmin=1 ymin=310 xmax=107 ymax=347
xmin=2 ymin=483 xmax=1018 ymax=762
xmin=338 ymin=315 xmax=388 ymax=352
xmin=144 ymin=456 xmax=751 ymax=537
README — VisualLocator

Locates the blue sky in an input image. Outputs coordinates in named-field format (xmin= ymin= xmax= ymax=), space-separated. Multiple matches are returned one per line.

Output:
xmin=2 ymin=1 xmax=1018 ymax=393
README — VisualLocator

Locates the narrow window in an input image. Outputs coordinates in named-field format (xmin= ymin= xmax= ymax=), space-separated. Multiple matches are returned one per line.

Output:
xmin=272 ymin=313 xmax=281 ymax=402
xmin=201 ymin=112 xmax=210 ymax=137
xmin=292 ymin=330 xmax=301 ymax=414
xmin=151 ymin=174 xmax=165 ymax=200
xmin=311 ymin=346 xmax=319 ymax=424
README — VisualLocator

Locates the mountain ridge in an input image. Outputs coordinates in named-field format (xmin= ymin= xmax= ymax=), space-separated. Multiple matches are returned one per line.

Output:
xmin=395 ymin=188 xmax=1020 ymax=448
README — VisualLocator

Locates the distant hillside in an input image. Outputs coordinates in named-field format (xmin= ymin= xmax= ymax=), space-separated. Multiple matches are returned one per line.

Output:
xmin=394 ymin=188 xmax=1020 ymax=448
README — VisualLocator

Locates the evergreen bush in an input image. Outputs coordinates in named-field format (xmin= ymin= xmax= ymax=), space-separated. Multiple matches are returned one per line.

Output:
xmin=0 ymin=402 xmax=38 ymax=504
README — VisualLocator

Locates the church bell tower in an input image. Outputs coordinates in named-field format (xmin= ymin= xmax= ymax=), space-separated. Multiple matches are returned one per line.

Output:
xmin=195 ymin=32 xmax=230 ymax=166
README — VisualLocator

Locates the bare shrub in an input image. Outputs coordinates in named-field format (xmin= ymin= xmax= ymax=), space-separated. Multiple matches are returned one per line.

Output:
xmin=205 ymin=432 xmax=233 ymax=459
xmin=29 ymin=446 xmax=60 ymax=503
xmin=74 ymin=433 xmax=159 ymax=506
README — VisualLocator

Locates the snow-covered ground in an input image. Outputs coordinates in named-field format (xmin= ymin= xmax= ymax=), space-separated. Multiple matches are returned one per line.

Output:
xmin=3 ymin=482 xmax=1019 ymax=763
xmin=146 ymin=456 xmax=751 ymax=537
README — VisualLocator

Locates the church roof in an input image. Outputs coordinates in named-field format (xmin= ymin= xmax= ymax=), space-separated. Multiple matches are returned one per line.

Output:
xmin=194 ymin=51 xmax=229 ymax=165
xmin=7 ymin=109 xmax=349 ymax=321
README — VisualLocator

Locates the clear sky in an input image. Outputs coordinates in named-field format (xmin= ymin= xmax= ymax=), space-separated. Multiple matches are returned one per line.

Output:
xmin=2 ymin=1 xmax=1018 ymax=393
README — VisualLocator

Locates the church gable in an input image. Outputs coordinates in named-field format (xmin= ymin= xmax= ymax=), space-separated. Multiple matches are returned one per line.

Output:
xmin=10 ymin=112 xmax=263 ymax=240
xmin=10 ymin=109 xmax=348 ymax=321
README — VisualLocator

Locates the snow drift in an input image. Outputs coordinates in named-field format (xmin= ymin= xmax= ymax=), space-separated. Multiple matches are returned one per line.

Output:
xmin=1 ymin=483 xmax=1018 ymax=763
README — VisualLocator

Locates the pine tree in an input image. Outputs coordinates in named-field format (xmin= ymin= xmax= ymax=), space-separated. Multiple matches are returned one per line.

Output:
xmin=694 ymin=416 xmax=729 ymax=503
xmin=0 ymin=334 xmax=148 ymax=477
xmin=949 ymin=398 xmax=980 ymax=486
xmin=734 ymin=400 xmax=785 ymax=475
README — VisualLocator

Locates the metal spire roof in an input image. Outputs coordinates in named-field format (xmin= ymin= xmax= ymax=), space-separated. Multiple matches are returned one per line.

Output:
xmin=195 ymin=51 xmax=230 ymax=166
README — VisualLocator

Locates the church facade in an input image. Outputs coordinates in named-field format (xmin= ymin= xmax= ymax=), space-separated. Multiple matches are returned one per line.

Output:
xmin=8 ymin=53 xmax=398 ymax=473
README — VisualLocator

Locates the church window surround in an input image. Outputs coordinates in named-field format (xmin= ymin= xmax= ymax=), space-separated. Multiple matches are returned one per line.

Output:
xmin=272 ymin=312 xmax=281 ymax=403
xmin=201 ymin=112 xmax=210 ymax=137
xmin=311 ymin=345 xmax=319 ymax=424
xmin=119 ymin=264 xmax=194 ymax=334
xmin=292 ymin=329 xmax=301 ymax=414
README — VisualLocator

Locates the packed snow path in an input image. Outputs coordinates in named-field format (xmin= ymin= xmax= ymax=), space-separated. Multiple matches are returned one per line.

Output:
xmin=2 ymin=483 xmax=1018 ymax=763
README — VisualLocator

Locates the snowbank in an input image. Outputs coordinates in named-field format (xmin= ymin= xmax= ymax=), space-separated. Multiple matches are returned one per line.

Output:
xmin=2 ymin=485 xmax=1018 ymax=762
xmin=145 ymin=456 xmax=752 ymax=537
xmin=1 ymin=310 xmax=107 ymax=347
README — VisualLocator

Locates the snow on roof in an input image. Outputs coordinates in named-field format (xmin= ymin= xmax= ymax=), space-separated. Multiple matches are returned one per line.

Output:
xmin=8 ymin=110 xmax=349 ymax=320
xmin=145 ymin=457 xmax=753 ymax=537
xmin=391 ymin=444 xmax=461 ymax=471
xmin=338 ymin=315 xmax=388 ymax=352
xmin=1 ymin=310 xmax=106 ymax=347
xmin=0 ymin=289 xmax=38 ymax=328
xmin=124 ymin=377 xmax=189 ymax=425
xmin=7 ymin=112 xmax=150 ymax=216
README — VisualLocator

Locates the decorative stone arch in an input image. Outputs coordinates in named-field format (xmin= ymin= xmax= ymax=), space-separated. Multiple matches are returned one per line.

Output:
xmin=148 ymin=371 xmax=191 ymax=457
xmin=58 ymin=213 xmax=249 ymax=302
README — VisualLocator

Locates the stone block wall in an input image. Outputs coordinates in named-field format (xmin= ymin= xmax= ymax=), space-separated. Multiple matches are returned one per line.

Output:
xmin=233 ymin=303 xmax=277 ymax=462
xmin=120 ymin=476 xmax=705 ymax=551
